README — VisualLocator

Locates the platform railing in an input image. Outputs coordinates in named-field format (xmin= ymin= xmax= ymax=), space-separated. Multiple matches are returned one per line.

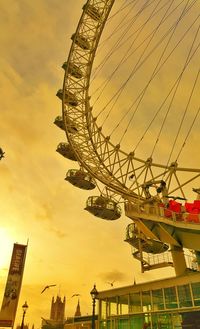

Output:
xmin=125 ymin=202 xmax=200 ymax=224
xmin=131 ymin=246 xmax=199 ymax=272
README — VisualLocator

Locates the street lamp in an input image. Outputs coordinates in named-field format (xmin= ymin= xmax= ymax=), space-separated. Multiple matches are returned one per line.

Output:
xmin=20 ymin=301 xmax=28 ymax=329
xmin=90 ymin=285 xmax=98 ymax=329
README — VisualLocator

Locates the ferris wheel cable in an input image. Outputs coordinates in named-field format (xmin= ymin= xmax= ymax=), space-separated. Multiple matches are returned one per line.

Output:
xmin=173 ymin=69 xmax=200 ymax=162
xmin=101 ymin=3 xmax=192 ymax=135
xmin=134 ymin=10 xmax=200 ymax=150
xmin=91 ymin=0 xmax=155 ymax=83
xmin=92 ymin=0 xmax=169 ymax=105
xmin=92 ymin=0 xmax=141 ymax=78
xmin=117 ymin=0 xmax=193 ymax=145
xmin=107 ymin=0 xmax=136 ymax=22
xmin=176 ymin=106 xmax=200 ymax=163
xmin=91 ymin=0 xmax=175 ymax=93
xmin=93 ymin=0 xmax=184 ymax=74
xmin=165 ymin=172 xmax=200 ymax=197
xmin=92 ymin=0 xmax=187 ymax=93
xmin=92 ymin=0 xmax=190 ymax=100
xmin=107 ymin=4 xmax=200 ymax=143
xmin=94 ymin=0 xmax=197 ymax=122
xmin=163 ymin=32 xmax=200 ymax=168
xmin=61 ymin=0 xmax=200 ymax=200
xmin=97 ymin=0 xmax=140 ymax=50
xmin=132 ymin=35 xmax=200 ymax=158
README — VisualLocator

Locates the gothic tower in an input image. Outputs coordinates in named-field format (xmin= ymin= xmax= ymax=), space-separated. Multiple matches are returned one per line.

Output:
xmin=74 ymin=299 xmax=81 ymax=317
xmin=50 ymin=296 xmax=66 ymax=321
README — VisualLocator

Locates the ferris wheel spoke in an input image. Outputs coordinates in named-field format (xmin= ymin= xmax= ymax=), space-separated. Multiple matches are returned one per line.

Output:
xmin=55 ymin=0 xmax=200 ymax=221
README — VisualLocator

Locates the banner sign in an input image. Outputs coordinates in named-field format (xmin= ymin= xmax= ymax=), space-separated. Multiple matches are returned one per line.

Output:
xmin=0 ymin=243 xmax=27 ymax=327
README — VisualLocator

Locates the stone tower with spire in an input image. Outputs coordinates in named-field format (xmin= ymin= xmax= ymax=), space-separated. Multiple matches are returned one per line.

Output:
xmin=50 ymin=296 xmax=66 ymax=321
xmin=74 ymin=299 xmax=81 ymax=317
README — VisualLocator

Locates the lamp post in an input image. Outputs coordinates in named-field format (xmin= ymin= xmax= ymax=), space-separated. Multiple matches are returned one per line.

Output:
xmin=90 ymin=285 xmax=98 ymax=329
xmin=20 ymin=301 xmax=28 ymax=329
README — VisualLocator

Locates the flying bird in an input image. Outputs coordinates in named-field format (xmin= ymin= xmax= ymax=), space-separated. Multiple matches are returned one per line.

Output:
xmin=193 ymin=188 xmax=200 ymax=194
xmin=107 ymin=280 xmax=115 ymax=287
xmin=71 ymin=293 xmax=81 ymax=298
xmin=41 ymin=284 xmax=56 ymax=294
xmin=0 ymin=148 xmax=5 ymax=160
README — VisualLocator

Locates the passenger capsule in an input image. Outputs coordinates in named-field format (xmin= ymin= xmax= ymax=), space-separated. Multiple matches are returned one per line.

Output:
xmin=65 ymin=118 xmax=78 ymax=134
xmin=125 ymin=223 xmax=169 ymax=254
xmin=54 ymin=116 xmax=65 ymax=130
xmin=85 ymin=196 xmax=122 ymax=220
xmin=54 ymin=116 xmax=78 ymax=134
xmin=71 ymin=33 xmax=90 ymax=50
xmin=65 ymin=169 xmax=96 ymax=190
xmin=56 ymin=89 xmax=78 ymax=107
xmin=62 ymin=62 xmax=83 ymax=79
xmin=56 ymin=142 xmax=77 ymax=161
xmin=83 ymin=4 xmax=101 ymax=21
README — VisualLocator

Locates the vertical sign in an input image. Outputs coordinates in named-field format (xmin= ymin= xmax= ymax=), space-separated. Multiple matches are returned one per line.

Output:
xmin=0 ymin=243 xmax=27 ymax=327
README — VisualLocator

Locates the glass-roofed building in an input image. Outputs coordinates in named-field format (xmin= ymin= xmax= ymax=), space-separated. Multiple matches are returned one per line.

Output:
xmin=97 ymin=272 xmax=200 ymax=329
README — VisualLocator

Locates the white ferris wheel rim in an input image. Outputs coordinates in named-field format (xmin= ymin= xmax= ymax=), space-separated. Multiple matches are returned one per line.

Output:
xmin=60 ymin=0 xmax=200 ymax=202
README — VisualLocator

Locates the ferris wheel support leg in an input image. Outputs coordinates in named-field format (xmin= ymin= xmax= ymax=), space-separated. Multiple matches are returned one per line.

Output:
xmin=170 ymin=245 xmax=187 ymax=276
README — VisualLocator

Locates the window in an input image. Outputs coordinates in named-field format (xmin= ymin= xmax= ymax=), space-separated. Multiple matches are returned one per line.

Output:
xmin=155 ymin=313 xmax=173 ymax=329
xmin=152 ymin=289 xmax=164 ymax=310
xmin=118 ymin=318 xmax=129 ymax=329
xmin=118 ymin=295 xmax=128 ymax=315
xmin=100 ymin=300 xmax=107 ymax=319
xmin=191 ymin=282 xmax=200 ymax=306
xmin=142 ymin=291 xmax=152 ymax=312
xmin=110 ymin=300 xmax=117 ymax=316
xmin=130 ymin=315 xmax=145 ymax=329
xmin=164 ymin=287 xmax=178 ymax=309
xmin=129 ymin=292 xmax=142 ymax=313
xmin=177 ymin=284 xmax=192 ymax=307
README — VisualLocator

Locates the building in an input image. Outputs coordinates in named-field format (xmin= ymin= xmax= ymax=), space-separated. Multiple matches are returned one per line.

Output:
xmin=93 ymin=192 xmax=200 ymax=328
xmin=64 ymin=315 xmax=98 ymax=329
xmin=50 ymin=296 xmax=66 ymax=321
xmin=97 ymin=272 xmax=200 ymax=329
xmin=64 ymin=299 xmax=97 ymax=329
xmin=42 ymin=296 xmax=66 ymax=329
xmin=74 ymin=300 xmax=81 ymax=317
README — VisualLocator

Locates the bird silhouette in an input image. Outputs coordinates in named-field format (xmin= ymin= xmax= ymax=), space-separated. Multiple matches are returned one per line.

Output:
xmin=193 ymin=188 xmax=200 ymax=194
xmin=107 ymin=280 xmax=115 ymax=287
xmin=0 ymin=148 xmax=5 ymax=160
xmin=41 ymin=284 xmax=56 ymax=294
xmin=71 ymin=293 xmax=81 ymax=298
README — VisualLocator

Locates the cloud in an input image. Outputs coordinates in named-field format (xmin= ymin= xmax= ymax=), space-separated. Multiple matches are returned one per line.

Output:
xmin=98 ymin=269 xmax=128 ymax=283
xmin=47 ymin=226 xmax=67 ymax=239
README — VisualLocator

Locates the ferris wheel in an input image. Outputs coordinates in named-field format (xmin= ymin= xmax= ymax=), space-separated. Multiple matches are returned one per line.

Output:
xmin=55 ymin=0 xmax=200 ymax=275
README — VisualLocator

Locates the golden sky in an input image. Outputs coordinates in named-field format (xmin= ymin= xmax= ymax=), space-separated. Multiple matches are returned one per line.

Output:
xmin=0 ymin=0 xmax=199 ymax=328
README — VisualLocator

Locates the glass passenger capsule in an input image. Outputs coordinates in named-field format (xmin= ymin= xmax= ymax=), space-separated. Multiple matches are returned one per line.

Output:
xmin=54 ymin=116 xmax=65 ymax=130
xmin=65 ymin=169 xmax=96 ymax=190
xmin=62 ymin=62 xmax=83 ymax=79
xmin=54 ymin=116 xmax=78 ymax=134
xmin=71 ymin=33 xmax=90 ymax=50
xmin=83 ymin=4 xmax=101 ymax=21
xmin=125 ymin=223 xmax=169 ymax=254
xmin=56 ymin=89 xmax=78 ymax=107
xmin=56 ymin=142 xmax=77 ymax=161
xmin=85 ymin=196 xmax=122 ymax=220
